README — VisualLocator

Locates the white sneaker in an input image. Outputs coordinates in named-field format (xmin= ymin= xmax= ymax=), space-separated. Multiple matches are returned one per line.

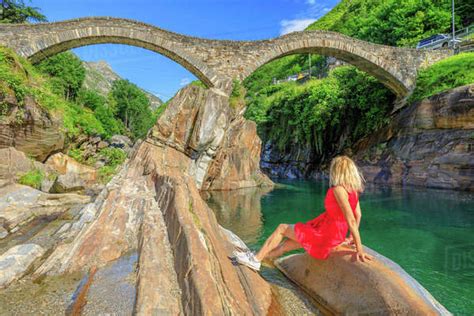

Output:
xmin=233 ymin=250 xmax=261 ymax=271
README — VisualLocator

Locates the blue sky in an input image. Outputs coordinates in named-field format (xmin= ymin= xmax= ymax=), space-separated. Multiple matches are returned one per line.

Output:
xmin=31 ymin=0 xmax=339 ymax=100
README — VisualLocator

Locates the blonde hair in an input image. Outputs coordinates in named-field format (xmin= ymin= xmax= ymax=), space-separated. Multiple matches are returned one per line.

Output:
xmin=329 ymin=155 xmax=365 ymax=192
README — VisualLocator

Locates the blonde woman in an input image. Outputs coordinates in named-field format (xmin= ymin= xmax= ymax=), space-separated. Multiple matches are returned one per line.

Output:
xmin=234 ymin=155 xmax=372 ymax=271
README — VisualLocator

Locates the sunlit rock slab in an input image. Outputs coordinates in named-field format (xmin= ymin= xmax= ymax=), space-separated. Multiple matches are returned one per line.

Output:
xmin=275 ymin=245 xmax=451 ymax=315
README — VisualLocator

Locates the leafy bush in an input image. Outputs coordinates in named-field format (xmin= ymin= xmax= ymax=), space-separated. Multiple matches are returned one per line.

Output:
xmin=68 ymin=148 xmax=85 ymax=163
xmin=98 ymin=147 xmax=127 ymax=167
xmin=77 ymin=89 xmax=106 ymax=111
xmin=94 ymin=103 xmax=125 ymax=138
xmin=98 ymin=165 xmax=116 ymax=184
xmin=190 ymin=80 xmax=207 ymax=88
xmin=229 ymin=79 xmax=246 ymax=109
xmin=245 ymin=66 xmax=394 ymax=161
xmin=410 ymin=52 xmax=474 ymax=101
xmin=18 ymin=169 xmax=44 ymax=189
xmin=96 ymin=148 xmax=127 ymax=184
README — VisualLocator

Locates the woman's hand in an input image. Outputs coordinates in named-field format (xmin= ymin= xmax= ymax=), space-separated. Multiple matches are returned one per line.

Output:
xmin=355 ymin=249 xmax=372 ymax=263
xmin=344 ymin=235 xmax=355 ymax=247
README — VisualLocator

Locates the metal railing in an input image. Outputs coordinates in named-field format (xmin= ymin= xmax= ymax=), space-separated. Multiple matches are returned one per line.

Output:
xmin=456 ymin=24 xmax=474 ymax=39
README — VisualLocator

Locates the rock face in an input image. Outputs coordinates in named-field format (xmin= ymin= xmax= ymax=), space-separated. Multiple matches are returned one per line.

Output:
xmin=261 ymin=84 xmax=474 ymax=191
xmin=275 ymin=246 xmax=450 ymax=315
xmin=354 ymin=84 xmax=474 ymax=191
xmin=261 ymin=141 xmax=318 ymax=179
xmin=150 ymin=85 xmax=272 ymax=190
xmin=29 ymin=85 xmax=278 ymax=314
xmin=82 ymin=60 xmax=163 ymax=110
xmin=0 ymin=95 xmax=64 ymax=162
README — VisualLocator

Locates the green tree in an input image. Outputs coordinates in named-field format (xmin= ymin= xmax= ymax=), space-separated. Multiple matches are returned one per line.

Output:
xmin=77 ymin=89 xmax=125 ymax=137
xmin=77 ymin=88 xmax=106 ymax=111
xmin=456 ymin=0 xmax=474 ymax=26
xmin=0 ymin=0 xmax=46 ymax=24
xmin=110 ymin=79 xmax=153 ymax=140
xmin=307 ymin=0 xmax=453 ymax=47
xmin=37 ymin=52 xmax=85 ymax=100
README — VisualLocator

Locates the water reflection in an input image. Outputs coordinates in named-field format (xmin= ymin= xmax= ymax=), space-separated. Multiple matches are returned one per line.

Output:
xmin=203 ymin=186 xmax=273 ymax=245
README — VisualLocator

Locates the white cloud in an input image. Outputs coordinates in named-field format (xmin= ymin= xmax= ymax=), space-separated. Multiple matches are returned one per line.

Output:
xmin=180 ymin=77 xmax=191 ymax=86
xmin=306 ymin=0 xmax=316 ymax=5
xmin=280 ymin=18 xmax=317 ymax=35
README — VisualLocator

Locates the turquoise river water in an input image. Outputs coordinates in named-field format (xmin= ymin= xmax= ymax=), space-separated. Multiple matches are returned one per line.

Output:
xmin=206 ymin=180 xmax=474 ymax=315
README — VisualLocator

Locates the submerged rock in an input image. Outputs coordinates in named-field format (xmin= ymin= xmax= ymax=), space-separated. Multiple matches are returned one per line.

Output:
xmin=275 ymin=245 xmax=450 ymax=315
xmin=0 ymin=244 xmax=46 ymax=288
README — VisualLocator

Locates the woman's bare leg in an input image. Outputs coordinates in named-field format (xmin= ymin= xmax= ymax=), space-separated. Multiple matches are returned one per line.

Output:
xmin=255 ymin=224 xmax=298 ymax=261
xmin=266 ymin=239 xmax=302 ymax=259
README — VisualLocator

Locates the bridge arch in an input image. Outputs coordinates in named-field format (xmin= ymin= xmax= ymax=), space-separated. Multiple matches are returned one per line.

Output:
xmin=0 ymin=17 xmax=451 ymax=97
xmin=237 ymin=31 xmax=443 ymax=97
xmin=0 ymin=18 xmax=222 ymax=89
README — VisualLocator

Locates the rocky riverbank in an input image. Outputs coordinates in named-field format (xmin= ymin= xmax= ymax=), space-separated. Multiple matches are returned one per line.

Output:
xmin=0 ymin=81 xmax=456 ymax=314
xmin=261 ymin=84 xmax=474 ymax=191
xmin=0 ymin=85 xmax=279 ymax=314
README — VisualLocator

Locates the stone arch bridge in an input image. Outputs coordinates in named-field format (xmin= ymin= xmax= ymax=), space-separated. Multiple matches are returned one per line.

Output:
xmin=0 ymin=17 xmax=451 ymax=97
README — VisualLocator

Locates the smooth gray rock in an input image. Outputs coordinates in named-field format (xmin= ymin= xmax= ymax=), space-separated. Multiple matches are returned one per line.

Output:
xmin=51 ymin=173 xmax=86 ymax=193
xmin=0 ymin=226 xmax=8 ymax=239
xmin=0 ymin=244 xmax=46 ymax=288
xmin=0 ymin=184 xmax=91 ymax=231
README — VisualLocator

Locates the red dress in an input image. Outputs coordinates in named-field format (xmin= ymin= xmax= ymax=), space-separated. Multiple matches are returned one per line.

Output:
xmin=294 ymin=186 xmax=359 ymax=259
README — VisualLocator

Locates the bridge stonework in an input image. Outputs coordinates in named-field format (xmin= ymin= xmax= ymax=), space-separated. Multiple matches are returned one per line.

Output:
xmin=0 ymin=17 xmax=451 ymax=97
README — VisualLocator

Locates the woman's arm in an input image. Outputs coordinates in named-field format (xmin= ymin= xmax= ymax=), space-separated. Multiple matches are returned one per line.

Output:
xmin=346 ymin=201 xmax=361 ymax=244
xmin=333 ymin=187 xmax=371 ymax=262
xmin=355 ymin=201 xmax=362 ymax=229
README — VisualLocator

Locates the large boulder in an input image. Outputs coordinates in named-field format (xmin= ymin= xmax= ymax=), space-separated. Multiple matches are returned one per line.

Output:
xmin=0 ymin=95 xmax=64 ymax=162
xmin=45 ymin=152 xmax=97 ymax=183
xmin=108 ymin=134 xmax=133 ymax=154
xmin=275 ymin=246 xmax=450 ymax=315
xmin=50 ymin=172 xmax=86 ymax=193
xmin=46 ymin=152 xmax=98 ymax=193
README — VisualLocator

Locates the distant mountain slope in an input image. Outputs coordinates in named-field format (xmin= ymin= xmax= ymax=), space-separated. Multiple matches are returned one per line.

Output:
xmin=82 ymin=60 xmax=163 ymax=110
